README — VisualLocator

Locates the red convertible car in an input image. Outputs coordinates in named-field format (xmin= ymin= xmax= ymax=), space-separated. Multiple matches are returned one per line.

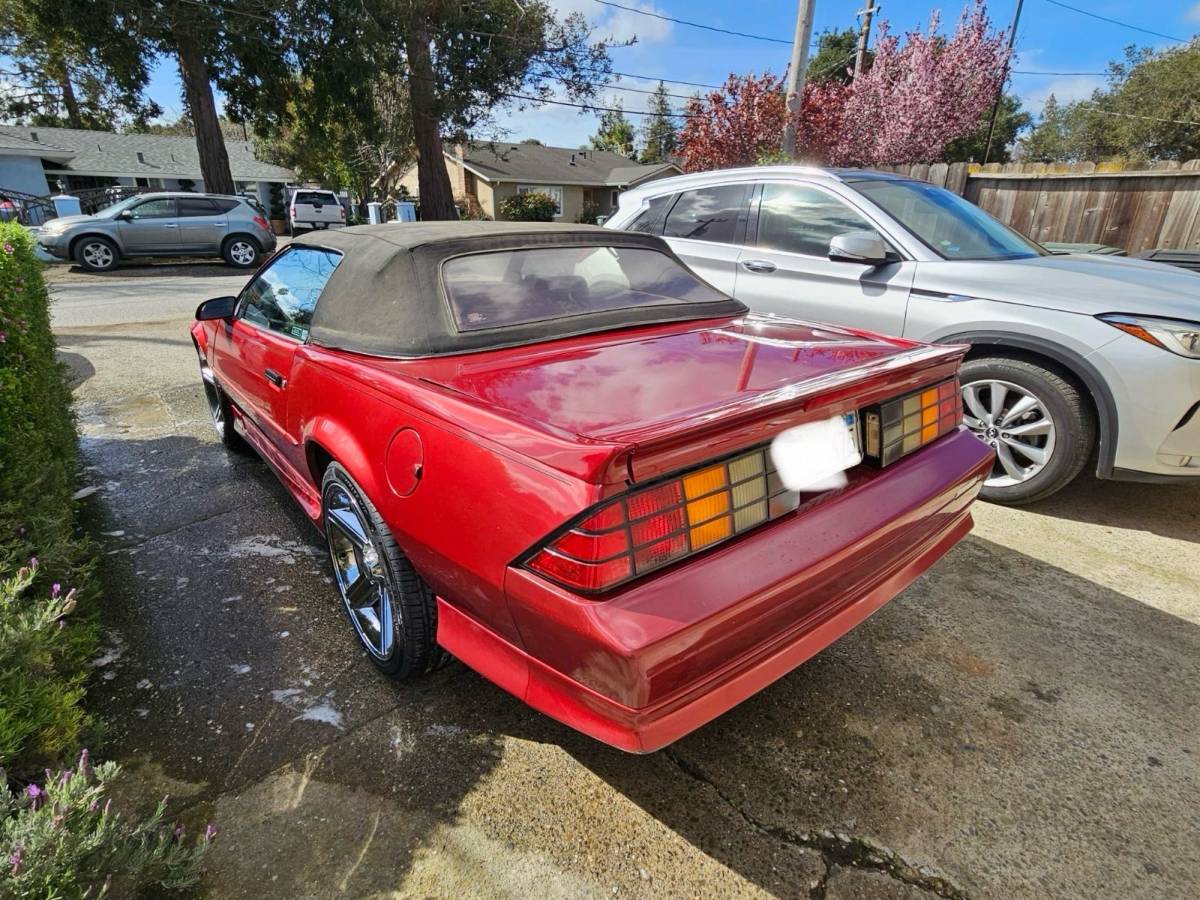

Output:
xmin=191 ymin=223 xmax=992 ymax=752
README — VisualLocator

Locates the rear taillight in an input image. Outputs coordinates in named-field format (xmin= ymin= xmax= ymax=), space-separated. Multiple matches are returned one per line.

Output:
xmin=289 ymin=205 xmax=296 ymax=218
xmin=339 ymin=205 xmax=346 ymax=219
xmin=862 ymin=377 xmax=962 ymax=467
xmin=252 ymin=215 xmax=270 ymax=231
xmin=525 ymin=445 xmax=802 ymax=594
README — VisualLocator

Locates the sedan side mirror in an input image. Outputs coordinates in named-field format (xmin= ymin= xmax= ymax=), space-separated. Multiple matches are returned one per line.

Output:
xmin=829 ymin=230 xmax=892 ymax=267
xmin=115 ymin=210 xmax=132 ymax=221
xmin=196 ymin=295 xmax=237 ymax=321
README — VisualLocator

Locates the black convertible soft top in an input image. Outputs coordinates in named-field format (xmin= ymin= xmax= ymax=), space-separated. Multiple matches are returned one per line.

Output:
xmin=295 ymin=222 xmax=747 ymax=358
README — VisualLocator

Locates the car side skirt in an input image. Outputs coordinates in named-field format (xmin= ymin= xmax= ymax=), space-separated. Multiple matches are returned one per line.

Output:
xmin=436 ymin=507 xmax=974 ymax=754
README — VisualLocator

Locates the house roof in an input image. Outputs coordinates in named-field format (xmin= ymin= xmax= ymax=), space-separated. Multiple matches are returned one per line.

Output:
xmin=452 ymin=142 xmax=681 ymax=186
xmin=0 ymin=125 xmax=293 ymax=181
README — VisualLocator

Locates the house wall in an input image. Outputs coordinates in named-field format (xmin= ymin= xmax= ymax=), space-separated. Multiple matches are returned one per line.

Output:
xmin=0 ymin=155 xmax=51 ymax=196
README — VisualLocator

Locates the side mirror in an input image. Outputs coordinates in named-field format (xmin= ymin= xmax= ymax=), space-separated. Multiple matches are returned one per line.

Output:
xmin=196 ymin=295 xmax=237 ymax=321
xmin=829 ymin=230 xmax=892 ymax=266
xmin=115 ymin=210 xmax=132 ymax=221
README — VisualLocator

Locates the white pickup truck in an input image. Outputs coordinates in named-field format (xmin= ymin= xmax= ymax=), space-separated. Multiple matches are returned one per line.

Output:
xmin=289 ymin=189 xmax=345 ymax=231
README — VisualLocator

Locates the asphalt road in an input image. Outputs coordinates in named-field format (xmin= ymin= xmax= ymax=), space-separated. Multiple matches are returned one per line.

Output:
xmin=51 ymin=265 xmax=1200 ymax=900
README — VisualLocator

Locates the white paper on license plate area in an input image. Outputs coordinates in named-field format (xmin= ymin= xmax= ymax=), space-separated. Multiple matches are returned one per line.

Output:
xmin=769 ymin=413 xmax=862 ymax=492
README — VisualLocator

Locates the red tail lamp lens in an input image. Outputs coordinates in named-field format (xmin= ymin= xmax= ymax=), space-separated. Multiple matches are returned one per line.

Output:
xmin=252 ymin=215 xmax=270 ymax=231
xmin=862 ymin=377 xmax=962 ymax=467
xmin=524 ymin=446 xmax=805 ymax=595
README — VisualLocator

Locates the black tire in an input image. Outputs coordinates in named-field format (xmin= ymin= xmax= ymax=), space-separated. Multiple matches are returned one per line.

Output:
xmin=74 ymin=235 xmax=119 ymax=272
xmin=222 ymin=235 xmax=261 ymax=269
xmin=960 ymin=356 xmax=1095 ymax=505
xmin=197 ymin=348 xmax=247 ymax=451
xmin=321 ymin=463 xmax=442 ymax=679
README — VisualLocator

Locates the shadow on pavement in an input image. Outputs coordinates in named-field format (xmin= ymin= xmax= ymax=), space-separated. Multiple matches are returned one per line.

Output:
xmin=1017 ymin=471 xmax=1200 ymax=543
xmin=81 ymin=428 xmax=1199 ymax=898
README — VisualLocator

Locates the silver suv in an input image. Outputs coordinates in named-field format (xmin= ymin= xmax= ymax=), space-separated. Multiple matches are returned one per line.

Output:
xmin=37 ymin=192 xmax=277 ymax=272
xmin=606 ymin=167 xmax=1200 ymax=504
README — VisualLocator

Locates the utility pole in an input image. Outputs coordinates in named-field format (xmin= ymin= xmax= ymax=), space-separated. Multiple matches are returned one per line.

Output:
xmin=982 ymin=0 xmax=1025 ymax=165
xmin=781 ymin=0 xmax=817 ymax=159
xmin=853 ymin=0 xmax=877 ymax=79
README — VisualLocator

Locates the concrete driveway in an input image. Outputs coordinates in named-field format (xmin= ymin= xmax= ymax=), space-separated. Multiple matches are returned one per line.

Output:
xmin=51 ymin=265 xmax=1200 ymax=900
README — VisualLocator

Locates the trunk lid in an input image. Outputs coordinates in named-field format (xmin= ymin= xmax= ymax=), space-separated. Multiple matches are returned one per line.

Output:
xmin=411 ymin=315 xmax=965 ymax=480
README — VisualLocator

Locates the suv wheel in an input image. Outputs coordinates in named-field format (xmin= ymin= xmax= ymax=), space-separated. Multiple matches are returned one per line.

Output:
xmin=960 ymin=356 xmax=1095 ymax=505
xmin=223 ymin=237 xmax=260 ymax=268
xmin=76 ymin=236 xmax=119 ymax=272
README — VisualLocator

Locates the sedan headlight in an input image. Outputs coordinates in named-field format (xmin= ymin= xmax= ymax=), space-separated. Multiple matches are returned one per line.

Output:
xmin=1098 ymin=314 xmax=1200 ymax=359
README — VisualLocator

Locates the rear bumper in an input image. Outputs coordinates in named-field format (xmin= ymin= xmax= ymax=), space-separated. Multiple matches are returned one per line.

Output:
xmin=438 ymin=429 xmax=992 ymax=752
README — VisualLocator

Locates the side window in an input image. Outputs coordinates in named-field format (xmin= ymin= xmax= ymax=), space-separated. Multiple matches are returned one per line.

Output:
xmin=178 ymin=197 xmax=222 ymax=217
xmin=756 ymin=183 xmax=876 ymax=257
xmin=238 ymin=247 xmax=343 ymax=341
xmin=663 ymin=185 xmax=750 ymax=244
xmin=626 ymin=194 xmax=675 ymax=235
xmin=128 ymin=198 xmax=177 ymax=219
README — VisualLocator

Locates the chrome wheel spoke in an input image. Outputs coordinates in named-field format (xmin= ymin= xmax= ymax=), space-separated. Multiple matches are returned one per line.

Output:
xmin=1006 ymin=417 xmax=1051 ymax=437
xmin=328 ymin=505 xmax=369 ymax=546
xmin=999 ymin=394 xmax=1038 ymax=426
xmin=1003 ymin=437 xmax=1048 ymax=465
xmin=962 ymin=378 xmax=1057 ymax=489
xmin=987 ymin=382 xmax=1008 ymax=423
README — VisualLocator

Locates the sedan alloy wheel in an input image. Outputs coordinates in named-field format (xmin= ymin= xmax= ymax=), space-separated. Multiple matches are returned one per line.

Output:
xmin=961 ymin=378 xmax=1056 ymax=488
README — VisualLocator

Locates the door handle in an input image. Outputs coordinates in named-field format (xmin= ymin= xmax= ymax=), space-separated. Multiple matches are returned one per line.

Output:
xmin=162 ymin=223 xmax=177 ymax=228
xmin=740 ymin=259 xmax=777 ymax=274
xmin=264 ymin=368 xmax=286 ymax=388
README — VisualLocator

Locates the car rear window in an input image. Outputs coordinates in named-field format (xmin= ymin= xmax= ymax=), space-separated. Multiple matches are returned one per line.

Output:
xmin=625 ymin=194 xmax=675 ymax=235
xmin=442 ymin=246 xmax=728 ymax=332
xmin=294 ymin=191 xmax=336 ymax=203
xmin=663 ymin=184 xmax=751 ymax=244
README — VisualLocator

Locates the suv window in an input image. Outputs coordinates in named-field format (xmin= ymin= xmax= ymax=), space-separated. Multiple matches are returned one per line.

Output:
xmin=238 ymin=247 xmax=343 ymax=341
xmin=663 ymin=185 xmax=749 ymax=244
xmin=178 ymin=197 xmax=222 ymax=217
xmin=756 ymin=183 xmax=875 ymax=257
xmin=128 ymin=198 xmax=177 ymax=219
xmin=294 ymin=191 xmax=335 ymax=204
xmin=626 ymin=194 xmax=675 ymax=235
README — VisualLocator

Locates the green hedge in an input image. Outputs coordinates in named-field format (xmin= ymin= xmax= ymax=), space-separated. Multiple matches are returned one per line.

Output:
xmin=0 ymin=222 xmax=97 ymax=777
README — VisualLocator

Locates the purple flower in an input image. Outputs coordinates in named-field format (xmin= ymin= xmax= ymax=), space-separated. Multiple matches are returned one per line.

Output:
xmin=29 ymin=556 xmax=37 ymax=569
xmin=0 ymin=332 xmax=6 ymax=343
xmin=8 ymin=847 xmax=21 ymax=875
xmin=25 ymin=784 xmax=42 ymax=808
xmin=204 ymin=823 xmax=219 ymax=842
xmin=52 ymin=583 xmax=61 ymax=598
xmin=2 ymin=242 xmax=13 ymax=255
xmin=78 ymin=748 xmax=91 ymax=777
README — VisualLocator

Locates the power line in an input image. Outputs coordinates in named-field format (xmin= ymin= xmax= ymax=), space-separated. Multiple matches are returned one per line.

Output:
xmin=1078 ymin=103 xmax=1200 ymax=126
xmin=502 ymin=90 xmax=699 ymax=118
xmin=1012 ymin=69 xmax=1108 ymax=75
xmin=608 ymin=69 xmax=721 ymax=90
xmin=591 ymin=0 xmax=793 ymax=45
xmin=1039 ymin=0 xmax=1189 ymax=45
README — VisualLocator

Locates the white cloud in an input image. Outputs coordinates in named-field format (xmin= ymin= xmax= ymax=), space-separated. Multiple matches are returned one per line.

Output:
xmin=1020 ymin=75 xmax=1106 ymax=113
xmin=550 ymin=0 xmax=673 ymax=45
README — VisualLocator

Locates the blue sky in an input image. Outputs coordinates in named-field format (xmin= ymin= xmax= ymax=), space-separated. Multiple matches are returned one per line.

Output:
xmin=139 ymin=0 xmax=1200 ymax=147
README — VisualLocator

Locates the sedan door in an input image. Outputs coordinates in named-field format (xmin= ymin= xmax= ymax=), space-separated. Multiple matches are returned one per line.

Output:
xmin=659 ymin=183 xmax=753 ymax=295
xmin=734 ymin=182 xmax=914 ymax=335
xmin=116 ymin=197 xmax=180 ymax=253
xmin=176 ymin=196 xmax=229 ymax=251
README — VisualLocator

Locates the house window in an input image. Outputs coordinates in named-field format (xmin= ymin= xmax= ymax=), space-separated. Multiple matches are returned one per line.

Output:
xmin=517 ymin=184 xmax=564 ymax=217
xmin=610 ymin=190 xmax=619 ymax=209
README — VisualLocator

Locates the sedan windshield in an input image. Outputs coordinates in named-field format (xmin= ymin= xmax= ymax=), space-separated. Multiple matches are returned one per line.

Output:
xmin=850 ymin=179 xmax=1046 ymax=261
xmin=443 ymin=246 xmax=728 ymax=332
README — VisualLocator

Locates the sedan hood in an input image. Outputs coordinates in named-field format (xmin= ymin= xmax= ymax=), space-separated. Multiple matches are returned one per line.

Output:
xmin=915 ymin=253 xmax=1200 ymax=320
xmin=43 ymin=213 xmax=99 ymax=230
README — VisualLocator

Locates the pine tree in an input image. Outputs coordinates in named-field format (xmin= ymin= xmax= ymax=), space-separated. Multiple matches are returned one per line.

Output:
xmin=590 ymin=100 xmax=637 ymax=158
xmin=640 ymin=82 xmax=678 ymax=163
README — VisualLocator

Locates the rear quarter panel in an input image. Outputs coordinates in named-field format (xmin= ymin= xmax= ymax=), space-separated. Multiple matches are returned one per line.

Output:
xmin=289 ymin=349 xmax=598 ymax=644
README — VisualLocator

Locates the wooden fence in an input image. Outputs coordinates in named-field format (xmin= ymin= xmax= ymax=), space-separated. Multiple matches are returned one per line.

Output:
xmin=876 ymin=160 xmax=1200 ymax=252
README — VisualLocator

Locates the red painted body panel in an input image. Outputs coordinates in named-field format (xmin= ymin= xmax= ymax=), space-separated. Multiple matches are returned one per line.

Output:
xmin=191 ymin=308 xmax=993 ymax=751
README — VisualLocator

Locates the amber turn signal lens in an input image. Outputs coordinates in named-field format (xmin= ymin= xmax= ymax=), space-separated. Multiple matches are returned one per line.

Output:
xmin=863 ymin=377 xmax=962 ymax=467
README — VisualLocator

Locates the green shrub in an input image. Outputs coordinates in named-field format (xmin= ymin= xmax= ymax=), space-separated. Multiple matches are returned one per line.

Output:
xmin=1 ymin=749 xmax=212 ymax=897
xmin=498 ymin=191 xmax=557 ymax=221
xmin=575 ymin=201 xmax=603 ymax=225
xmin=0 ymin=223 xmax=97 ymax=776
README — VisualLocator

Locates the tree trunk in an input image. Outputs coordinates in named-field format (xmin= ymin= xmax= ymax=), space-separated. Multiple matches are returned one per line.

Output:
xmin=45 ymin=50 xmax=82 ymax=128
xmin=175 ymin=34 xmax=235 ymax=195
xmin=403 ymin=30 xmax=458 ymax=220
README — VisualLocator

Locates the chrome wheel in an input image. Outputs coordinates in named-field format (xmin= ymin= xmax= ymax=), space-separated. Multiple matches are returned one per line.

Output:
xmin=81 ymin=241 xmax=114 ymax=270
xmin=228 ymin=240 xmax=257 ymax=266
xmin=962 ymin=379 xmax=1056 ymax=488
xmin=325 ymin=485 xmax=395 ymax=660
xmin=199 ymin=359 xmax=225 ymax=438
